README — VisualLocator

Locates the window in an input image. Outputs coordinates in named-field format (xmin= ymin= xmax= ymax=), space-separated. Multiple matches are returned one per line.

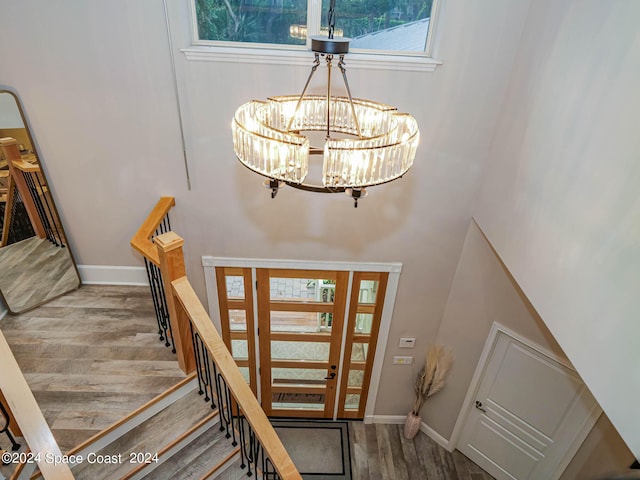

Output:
xmin=192 ymin=0 xmax=437 ymax=56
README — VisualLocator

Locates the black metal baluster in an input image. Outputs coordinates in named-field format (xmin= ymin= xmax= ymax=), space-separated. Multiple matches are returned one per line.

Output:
xmin=226 ymin=386 xmax=238 ymax=447
xmin=190 ymin=326 xmax=205 ymax=396
xmin=212 ymin=363 xmax=228 ymax=434
xmin=238 ymin=414 xmax=247 ymax=470
xmin=33 ymin=172 xmax=64 ymax=247
xmin=216 ymin=374 xmax=232 ymax=438
xmin=154 ymin=264 xmax=176 ymax=352
xmin=22 ymin=171 xmax=56 ymax=245
xmin=144 ymin=258 xmax=165 ymax=339
xmin=201 ymin=347 xmax=216 ymax=408
xmin=0 ymin=402 xmax=21 ymax=451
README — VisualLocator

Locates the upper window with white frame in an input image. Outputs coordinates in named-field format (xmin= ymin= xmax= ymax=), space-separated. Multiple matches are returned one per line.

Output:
xmin=192 ymin=0 xmax=437 ymax=56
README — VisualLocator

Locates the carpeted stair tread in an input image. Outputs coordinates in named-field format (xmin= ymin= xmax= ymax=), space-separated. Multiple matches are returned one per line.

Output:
xmin=71 ymin=386 xmax=212 ymax=480
xmin=142 ymin=424 xmax=237 ymax=479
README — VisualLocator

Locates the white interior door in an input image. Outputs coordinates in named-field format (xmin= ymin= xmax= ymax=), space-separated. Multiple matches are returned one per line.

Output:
xmin=457 ymin=329 xmax=600 ymax=480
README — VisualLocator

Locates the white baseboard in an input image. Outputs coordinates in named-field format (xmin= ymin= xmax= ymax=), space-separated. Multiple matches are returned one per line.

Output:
xmin=366 ymin=415 xmax=452 ymax=451
xmin=77 ymin=265 xmax=149 ymax=286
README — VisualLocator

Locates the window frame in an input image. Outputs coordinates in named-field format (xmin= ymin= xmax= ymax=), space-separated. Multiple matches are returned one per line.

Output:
xmin=184 ymin=0 xmax=444 ymax=72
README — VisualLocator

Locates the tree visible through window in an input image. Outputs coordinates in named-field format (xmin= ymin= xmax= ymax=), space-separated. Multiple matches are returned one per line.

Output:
xmin=194 ymin=0 xmax=435 ymax=53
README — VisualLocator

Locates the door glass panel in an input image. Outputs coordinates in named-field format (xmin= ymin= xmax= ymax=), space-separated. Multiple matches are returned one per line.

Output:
xmin=348 ymin=369 xmax=364 ymax=388
xmin=226 ymin=275 xmax=245 ymax=299
xmin=270 ymin=311 xmax=324 ymax=333
xmin=351 ymin=343 xmax=369 ymax=362
xmin=272 ymin=368 xmax=328 ymax=383
xmin=270 ymin=277 xmax=334 ymax=302
xmin=358 ymin=280 xmax=378 ymax=304
xmin=354 ymin=313 xmax=374 ymax=334
xmin=231 ymin=339 xmax=248 ymax=360
xmin=239 ymin=367 xmax=250 ymax=384
xmin=272 ymin=399 xmax=325 ymax=411
xmin=271 ymin=341 xmax=330 ymax=361
xmin=229 ymin=309 xmax=247 ymax=331
xmin=345 ymin=394 xmax=361 ymax=410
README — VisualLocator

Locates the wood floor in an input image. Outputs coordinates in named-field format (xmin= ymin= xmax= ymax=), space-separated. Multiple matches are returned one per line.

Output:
xmin=0 ymin=284 xmax=186 ymax=452
xmin=349 ymin=423 xmax=494 ymax=480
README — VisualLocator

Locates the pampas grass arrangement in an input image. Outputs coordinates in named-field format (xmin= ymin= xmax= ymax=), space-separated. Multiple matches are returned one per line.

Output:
xmin=405 ymin=344 xmax=454 ymax=439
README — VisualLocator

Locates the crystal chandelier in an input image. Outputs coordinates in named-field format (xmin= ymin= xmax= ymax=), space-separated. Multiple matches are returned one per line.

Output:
xmin=232 ymin=1 xmax=420 ymax=207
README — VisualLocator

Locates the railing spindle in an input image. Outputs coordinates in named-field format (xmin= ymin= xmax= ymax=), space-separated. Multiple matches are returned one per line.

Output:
xmin=0 ymin=401 xmax=21 ymax=451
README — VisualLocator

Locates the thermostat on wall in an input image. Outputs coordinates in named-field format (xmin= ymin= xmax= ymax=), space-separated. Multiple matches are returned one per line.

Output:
xmin=399 ymin=337 xmax=416 ymax=348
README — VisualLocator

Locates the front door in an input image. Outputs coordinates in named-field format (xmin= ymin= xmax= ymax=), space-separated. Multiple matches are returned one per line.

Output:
xmin=213 ymin=263 xmax=392 ymax=419
xmin=256 ymin=268 xmax=348 ymax=418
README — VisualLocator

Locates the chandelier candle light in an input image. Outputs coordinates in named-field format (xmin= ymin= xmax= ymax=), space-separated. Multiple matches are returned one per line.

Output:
xmin=232 ymin=1 xmax=420 ymax=207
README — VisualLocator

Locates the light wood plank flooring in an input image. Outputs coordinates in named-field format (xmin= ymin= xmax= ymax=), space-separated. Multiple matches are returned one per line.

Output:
xmin=0 ymin=284 xmax=185 ymax=452
xmin=349 ymin=423 xmax=494 ymax=480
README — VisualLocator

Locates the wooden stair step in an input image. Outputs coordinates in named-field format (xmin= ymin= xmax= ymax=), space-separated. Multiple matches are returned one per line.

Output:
xmin=70 ymin=385 xmax=212 ymax=480
xmin=141 ymin=424 xmax=239 ymax=480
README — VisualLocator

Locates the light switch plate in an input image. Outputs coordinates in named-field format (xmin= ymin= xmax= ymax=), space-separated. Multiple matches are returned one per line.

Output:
xmin=393 ymin=356 xmax=414 ymax=365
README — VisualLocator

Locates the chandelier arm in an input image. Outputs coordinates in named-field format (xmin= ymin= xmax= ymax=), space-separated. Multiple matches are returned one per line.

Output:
xmin=326 ymin=55 xmax=333 ymax=139
xmin=286 ymin=53 xmax=321 ymax=132
xmin=338 ymin=55 xmax=363 ymax=139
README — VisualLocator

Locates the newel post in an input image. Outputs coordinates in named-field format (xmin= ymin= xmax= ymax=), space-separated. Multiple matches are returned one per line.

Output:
xmin=155 ymin=232 xmax=195 ymax=374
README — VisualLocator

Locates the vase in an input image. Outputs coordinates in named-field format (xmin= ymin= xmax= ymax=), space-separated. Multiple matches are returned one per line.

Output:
xmin=404 ymin=412 xmax=421 ymax=439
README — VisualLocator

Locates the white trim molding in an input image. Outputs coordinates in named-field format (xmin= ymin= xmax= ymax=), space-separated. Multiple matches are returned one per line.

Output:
xmin=366 ymin=415 xmax=451 ymax=450
xmin=77 ymin=265 xmax=149 ymax=286
xmin=182 ymin=46 xmax=442 ymax=72
xmin=202 ymin=256 xmax=402 ymax=273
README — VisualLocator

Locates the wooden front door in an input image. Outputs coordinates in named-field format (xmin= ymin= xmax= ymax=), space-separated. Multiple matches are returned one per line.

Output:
xmin=214 ymin=263 xmax=391 ymax=419
xmin=257 ymin=268 xmax=348 ymax=418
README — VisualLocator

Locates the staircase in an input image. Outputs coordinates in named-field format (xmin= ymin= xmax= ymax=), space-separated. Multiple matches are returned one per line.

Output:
xmin=17 ymin=375 xmax=249 ymax=480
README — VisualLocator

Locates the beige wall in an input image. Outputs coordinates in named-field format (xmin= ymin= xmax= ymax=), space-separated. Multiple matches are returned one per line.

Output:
xmin=433 ymin=221 xmax=633 ymax=477
xmin=473 ymin=0 xmax=640 ymax=456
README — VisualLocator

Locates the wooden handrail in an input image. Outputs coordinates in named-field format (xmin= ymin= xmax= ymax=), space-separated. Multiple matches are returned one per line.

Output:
xmin=0 ymin=330 xmax=74 ymax=479
xmin=11 ymin=159 xmax=40 ymax=173
xmin=171 ymin=276 xmax=301 ymax=480
xmin=130 ymin=196 xmax=175 ymax=266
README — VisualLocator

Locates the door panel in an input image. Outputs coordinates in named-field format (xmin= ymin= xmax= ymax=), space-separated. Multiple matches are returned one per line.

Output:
xmin=257 ymin=268 xmax=348 ymax=417
xmin=337 ymin=272 xmax=388 ymax=418
xmin=458 ymin=331 xmax=599 ymax=480
xmin=215 ymin=267 xmax=258 ymax=393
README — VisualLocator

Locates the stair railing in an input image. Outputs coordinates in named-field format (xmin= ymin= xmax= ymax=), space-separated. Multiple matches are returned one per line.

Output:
xmin=153 ymin=231 xmax=301 ymax=479
xmin=130 ymin=196 xmax=191 ymax=370
xmin=0 ymin=330 xmax=74 ymax=479
xmin=0 ymin=138 xmax=65 ymax=248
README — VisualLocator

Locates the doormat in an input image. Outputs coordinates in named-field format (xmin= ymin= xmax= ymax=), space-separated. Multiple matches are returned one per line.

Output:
xmin=270 ymin=419 xmax=352 ymax=479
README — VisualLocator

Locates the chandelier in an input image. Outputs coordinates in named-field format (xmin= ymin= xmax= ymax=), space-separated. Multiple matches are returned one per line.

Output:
xmin=232 ymin=1 xmax=420 ymax=207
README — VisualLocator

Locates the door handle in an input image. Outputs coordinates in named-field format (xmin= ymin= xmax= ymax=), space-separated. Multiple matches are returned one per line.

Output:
xmin=475 ymin=400 xmax=487 ymax=413
xmin=325 ymin=372 xmax=336 ymax=380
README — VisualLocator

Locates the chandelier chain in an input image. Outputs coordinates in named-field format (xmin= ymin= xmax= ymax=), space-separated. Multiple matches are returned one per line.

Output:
xmin=328 ymin=0 xmax=337 ymax=39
